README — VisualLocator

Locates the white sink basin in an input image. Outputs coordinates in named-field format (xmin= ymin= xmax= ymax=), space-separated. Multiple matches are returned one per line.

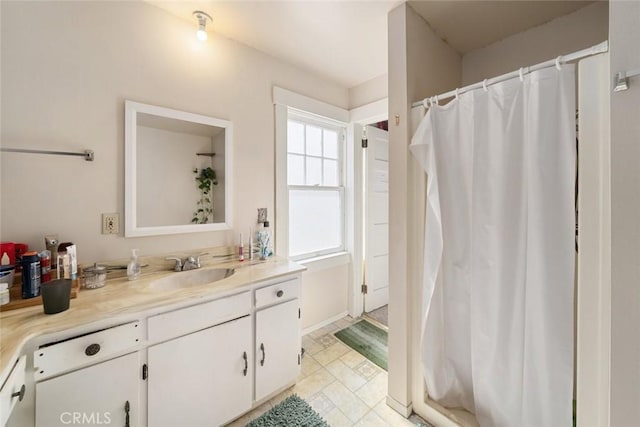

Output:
xmin=149 ymin=268 xmax=234 ymax=291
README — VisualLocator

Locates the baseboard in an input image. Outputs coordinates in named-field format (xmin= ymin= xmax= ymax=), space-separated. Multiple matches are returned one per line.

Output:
xmin=302 ymin=311 xmax=349 ymax=336
xmin=386 ymin=395 xmax=413 ymax=418
xmin=413 ymin=395 xmax=471 ymax=427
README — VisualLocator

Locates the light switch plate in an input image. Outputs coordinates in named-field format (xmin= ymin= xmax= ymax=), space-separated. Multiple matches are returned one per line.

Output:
xmin=102 ymin=213 xmax=120 ymax=235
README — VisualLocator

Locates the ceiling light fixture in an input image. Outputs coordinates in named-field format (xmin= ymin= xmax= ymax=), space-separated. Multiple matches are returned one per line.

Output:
xmin=193 ymin=11 xmax=212 ymax=42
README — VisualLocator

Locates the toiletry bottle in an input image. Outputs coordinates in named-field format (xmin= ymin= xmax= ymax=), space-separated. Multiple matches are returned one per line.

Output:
xmin=249 ymin=227 xmax=254 ymax=260
xmin=127 ymin=249 xmax=141 ymax=281
xmin=21 ymin=251 xmax=41 ymax=299
xmin=45 ymin=235 xmax=59 ymax=268
xmin=239 ymin=233 xmax=245 ymax=262
xmin=56 ymin=242 xmax=73 ymax=279
xmin=0 ymin=283 xmax=9 ymax=306
xmin=39 ymin=250 xmax=52 ymax=284
xmin=258 ymin=221 xmax=273 ymax=260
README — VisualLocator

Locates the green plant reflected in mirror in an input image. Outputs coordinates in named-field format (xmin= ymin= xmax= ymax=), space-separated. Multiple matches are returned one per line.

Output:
xmin=124 ymin=100 xmax=233 ymax=237
xmin=192 ymin=167 xmax=218 ymax=224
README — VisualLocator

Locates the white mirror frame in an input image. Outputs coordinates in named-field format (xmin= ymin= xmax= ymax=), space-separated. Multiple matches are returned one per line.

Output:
xmin=124 ymin=100 xmax=233 ymax=237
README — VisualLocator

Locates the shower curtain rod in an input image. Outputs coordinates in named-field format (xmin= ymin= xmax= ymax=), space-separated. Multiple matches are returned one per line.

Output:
xmin=411 ymin=41 xmax=609 ymax=109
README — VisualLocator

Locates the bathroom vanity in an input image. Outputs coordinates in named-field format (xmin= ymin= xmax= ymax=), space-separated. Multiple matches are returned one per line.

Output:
xmin=0 ymin=257 xmax=304 ymax=427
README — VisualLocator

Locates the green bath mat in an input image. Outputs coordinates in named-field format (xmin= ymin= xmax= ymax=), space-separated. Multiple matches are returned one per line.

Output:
xmin=246 ymin=394 xmax=329 ymax=427
xmin=334 ymin=319 xmax=388 ymax=370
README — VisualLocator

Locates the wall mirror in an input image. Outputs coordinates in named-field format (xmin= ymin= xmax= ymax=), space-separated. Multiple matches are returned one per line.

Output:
xmin=125 ymin=100 xmax=233 ymax=237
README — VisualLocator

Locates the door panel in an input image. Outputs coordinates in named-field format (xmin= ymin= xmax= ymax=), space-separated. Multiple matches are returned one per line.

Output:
xmin=36 ymin=353 xmax=140 ymax=427
xmin=255 ymin=299 xmax=300 ymax=401
xmin=148 ymin=316 xmax=252 ymax=427
xmin=365 ymin=125 xmax=390 ymax=312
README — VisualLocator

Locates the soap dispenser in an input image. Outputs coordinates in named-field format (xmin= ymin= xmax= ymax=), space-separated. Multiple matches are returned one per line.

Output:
xmin=257 ymin=221 xmax=273 ymax=260
xmin=127 ymin=249 xmax=141 ymax=281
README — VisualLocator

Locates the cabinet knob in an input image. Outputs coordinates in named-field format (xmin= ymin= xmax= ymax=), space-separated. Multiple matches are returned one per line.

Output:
xmin=11 ymin=384 xmax=25 ymax=402
xmin=85 ymin=343 xmax=101 ymax=356
xmin=276 ymin=290 xmax=284 ymax=298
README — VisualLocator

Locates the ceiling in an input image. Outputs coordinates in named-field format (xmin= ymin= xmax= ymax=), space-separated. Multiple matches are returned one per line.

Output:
xmin=147 ymin=1 xmax=595 ymax=89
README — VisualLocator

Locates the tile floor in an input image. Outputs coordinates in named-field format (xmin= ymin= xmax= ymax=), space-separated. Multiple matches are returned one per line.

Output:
xmin=226 ymin=316 xmax=431 ymax=427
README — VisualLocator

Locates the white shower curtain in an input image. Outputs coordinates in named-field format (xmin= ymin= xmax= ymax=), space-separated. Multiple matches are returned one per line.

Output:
xmin=410 ymin=66 xmax=575 ymax=427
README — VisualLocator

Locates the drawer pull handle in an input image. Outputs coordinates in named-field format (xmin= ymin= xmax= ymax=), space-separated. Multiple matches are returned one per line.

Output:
xmin=276 ymin=290 xmax=284 ymax=298
xmin=12 ymin=384 xmax=26 ymax=402
xmin=85 ymin=343 xmax=101 ymax=356
xmin=125 ymin=400 xmax=130 ymax=427
xmin=260 ymin=343 xmax=266 ymax=366
xmin=242 ymin=351 xmax=248 ymax=376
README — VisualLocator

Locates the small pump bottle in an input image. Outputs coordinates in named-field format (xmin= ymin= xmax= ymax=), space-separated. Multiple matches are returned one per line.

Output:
xmin=258 ymin=221 xmax=272 ymax=260
xmin=127 ymin=249 xmax=141 ymax=281
xmin=238 ymin=233 xmax=245 ymax=262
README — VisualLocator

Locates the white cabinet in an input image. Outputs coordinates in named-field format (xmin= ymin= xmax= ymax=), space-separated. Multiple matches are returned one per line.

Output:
xmin=255 ymin=298 xmax=301 ymax=401
xmin=0 ymin=356 xmax=26 ymax=426
xmin=16 ymin=272 xmax=303 ymax=427
xmin=35 ymin=352 xmax=140 ymax=427
xmin=147 ymin=315 xmax=252 ymax=427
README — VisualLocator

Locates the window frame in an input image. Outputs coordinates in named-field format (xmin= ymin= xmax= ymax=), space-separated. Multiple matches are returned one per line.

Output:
xmin=273 ymin=87 xmax=351 ymax=264
xmin=286 ymin=110 xmax=347 ymax=260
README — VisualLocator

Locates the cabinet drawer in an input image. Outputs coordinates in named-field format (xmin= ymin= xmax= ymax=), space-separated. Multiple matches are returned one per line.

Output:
xmin=148 ymin=291 xmax=251 ymax=343
xmin=255 ymin=277 xmax=300 ymax=309
xmin=0 ymin=355 xmax=26 ymax=426
xmin=34 ymin=322 xmax=141 ymax=381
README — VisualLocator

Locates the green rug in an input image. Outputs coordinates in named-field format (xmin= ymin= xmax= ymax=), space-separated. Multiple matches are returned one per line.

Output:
xmin=334 ymin=319 xmax=388 ymax=370
xmin=246 ymin=395 xmax=329 ymax=427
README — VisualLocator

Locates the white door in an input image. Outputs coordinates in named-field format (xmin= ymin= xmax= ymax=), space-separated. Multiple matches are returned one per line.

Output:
xmin=147 ymin=316 xmax=252 ymax=427
xmin=364 ymin=125 xmax=389 ymax=312
xmin=35 ymin=352 xmax=140 ymax=427
xmin=255 ymin=299 xmax=301 ymax=401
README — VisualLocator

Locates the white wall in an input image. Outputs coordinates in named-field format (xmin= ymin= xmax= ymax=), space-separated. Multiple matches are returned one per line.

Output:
xmin=301 ymin=264 xmax=349 ymax=330
xmin=0 ymin=1 xmax=348 ymax=264
xmin=608 ymin=1 xmax=640 ymax=424
xmin=462 ymin=2 xmax=608 ymax=85
xmin=387 ymin=2 xmax=461 ymax=418
xmin=136 ymin=127 xmax=213 ymax=227
xmin=349 ymin=74 xmax=388 ymax=109
xmin=576 ymin=53 xmax=611 ymax=427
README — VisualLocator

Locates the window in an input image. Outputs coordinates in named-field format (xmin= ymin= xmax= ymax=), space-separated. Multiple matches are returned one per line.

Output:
xmin=286 ymin=112 xmax=346 ymax=259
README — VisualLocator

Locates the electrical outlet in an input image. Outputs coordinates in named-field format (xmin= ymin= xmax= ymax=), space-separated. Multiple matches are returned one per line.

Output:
xmin=102 ymin=213 xmax=120 ymax=235
xmin=257 ymin=208 xmax=268 ymax=224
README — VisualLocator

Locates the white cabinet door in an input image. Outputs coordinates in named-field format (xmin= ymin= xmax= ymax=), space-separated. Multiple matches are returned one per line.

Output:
xmin=147 ymin=315 xmax=252 ymax=427
xmin=255 ymin=299 xmax=301 ymax=401
xmin=35 ymin=352 xmax=140 ymax=427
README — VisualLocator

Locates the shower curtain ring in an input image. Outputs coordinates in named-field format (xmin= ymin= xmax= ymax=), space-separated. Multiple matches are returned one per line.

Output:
xmin=435 ymin=95 xmax=439 ymax=105
xmin=483 ymin=79 xmax=488 ymax=92
xmin=555 ymin=56 xmax=562 ymax=70
xmin=455 ymin=88 xmax=460 ymax=99
xmin=519 ymin=68 xmax=524 ymax=82
xmin=423 ymin=98 xmax=430 ymax=109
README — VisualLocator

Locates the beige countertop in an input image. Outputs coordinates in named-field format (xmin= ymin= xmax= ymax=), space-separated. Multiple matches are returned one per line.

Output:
xmin=0 ymin=255 xmax=305 ymax=384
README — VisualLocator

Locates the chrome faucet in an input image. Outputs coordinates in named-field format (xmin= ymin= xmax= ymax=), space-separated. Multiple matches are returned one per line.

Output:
xmin=165 ymin=254 xmax=205 ymax=272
